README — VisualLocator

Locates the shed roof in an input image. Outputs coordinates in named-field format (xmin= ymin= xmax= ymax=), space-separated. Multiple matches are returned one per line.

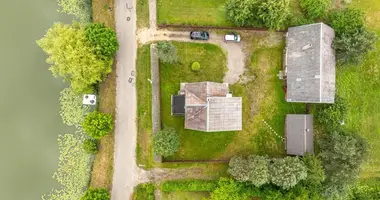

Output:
xmin=286 ymin=114 xmax=314 ymax=156
xmin=171 ymin=95 xmax=185 ymax=115
xmin=285 ymin=23 xmax=336 ymax=103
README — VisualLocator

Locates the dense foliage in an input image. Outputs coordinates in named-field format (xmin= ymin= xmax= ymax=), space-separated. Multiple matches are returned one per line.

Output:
xmin=209 ymin=178 xmax=250 ymax=200
xmin=57 ymin=0 xmax=92 ymax=23
xmin=162 ymin=180 xmax=218 ymax=192
xmin=83 ymin=138 xmax=98 ymax=154
xmin=228 ymin=155 xmax=269 ymax=187
xmin=328 ymin=8 xmax=365 ymax=36
xmin=269 ymin=157 xmax=307 ymax=190
xmin=316 ymin=96 xmax=347 ymax=132
xmin=81 ymin=188 xmax=110 ymax=200
xmin=302 ymin=153 xmax=326 ymax=186
xmin=85 ymin=23 xmax=119 ymax=59
xmin=300 ymin=0 xmax=330 ymax=19
xmin=191 ymin=62 xmax=201 ymax=71
xmin=156 ymin=42 xmax=178 ymax=64
xmin=319 ymin=131 xmax=368 ymax=198
xmin=333 ymin=28 xmax=377 ymax=64
xmin=133 ymin=183 xmax=155 ymax=200
xmin=59 ymin=87 xmax=91 ymax=127
xmin=37 ymin=23 xmax=113 ymax=93
xmin=82 ymin=111 xmax=114 ymax=139
xmin=153 ymin=127 xmax=180 ymax=157
xmin=258 ymin=0 xmax=290 ymax=30
xmin=42 ymin=133 xmax=92 ymax=200
xmin=225 ymin=0 xmax=262 ymax=27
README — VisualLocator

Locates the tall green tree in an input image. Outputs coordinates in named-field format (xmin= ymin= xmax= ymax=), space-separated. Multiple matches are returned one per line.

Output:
xmin=153 ymin=127 xmax=180 ymax=157
xmin=209 ymin=178 xmax=250 ymax=200
xmin=302 ymin=153 xmax=326 ymax=186
xmin=300 ymin=0 xmax=330 ymax=19
xmin=258 ymin=0 xmax=290 ymax=30
xmin=228 ymin=155 xmax=269 ymax=187
xmin=85 ymin=23 xmax=119 ymax=59
xmin=319 ymin=131 xmax=368 ymax=198
xmin=57 ymin=0 xmax=92 ymax=23
xmin=37 ymin=23 xmax=113 ymax=93
xmin=269 ymin=157 xmax=307 ymax=190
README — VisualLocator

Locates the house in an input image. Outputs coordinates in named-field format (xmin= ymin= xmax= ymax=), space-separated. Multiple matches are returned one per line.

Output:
xmin=285 ymin=114 xmax=314 ymax=156
xmin=171 ymin=82 xmax=242 ymax=132
xmin=283 ymin=23 xmax=336 ymax=103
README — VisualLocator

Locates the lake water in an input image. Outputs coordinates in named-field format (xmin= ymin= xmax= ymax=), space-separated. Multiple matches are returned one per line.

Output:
xmin=0 ymin=1 xmax=73 ymax=199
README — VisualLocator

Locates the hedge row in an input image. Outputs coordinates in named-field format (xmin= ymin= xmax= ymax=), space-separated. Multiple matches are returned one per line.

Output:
xmin=134 ymin=183 xmax=155 ymax=200
xmin=161 ymin=180 xmax=218 ymax=192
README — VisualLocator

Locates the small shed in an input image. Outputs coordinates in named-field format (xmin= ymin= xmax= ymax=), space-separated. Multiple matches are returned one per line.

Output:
xmin=285 ymin=114 xmax=314 ymax=156
xmin=171 ymin=95 xmax=185 ymax=116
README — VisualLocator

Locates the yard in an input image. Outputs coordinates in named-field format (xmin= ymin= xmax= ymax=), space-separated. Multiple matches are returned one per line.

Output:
xmin=162 ymin=191 xmax=210 ymax=200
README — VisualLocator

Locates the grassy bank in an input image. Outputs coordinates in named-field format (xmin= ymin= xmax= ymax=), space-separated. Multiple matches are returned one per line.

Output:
xmin=137 ymin=0 xmax=150 ymax=28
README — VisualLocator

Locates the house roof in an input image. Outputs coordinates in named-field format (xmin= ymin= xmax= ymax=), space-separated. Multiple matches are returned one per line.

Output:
xmin=285 ymin=23 xmax=336 ymax=103
xmin=286 ymin=114 xmax=314 ymax=156
xmin=180 ymin=82 xmax=242 ymax=132
xmin=171 ymin=95 xmax=185 ymax=115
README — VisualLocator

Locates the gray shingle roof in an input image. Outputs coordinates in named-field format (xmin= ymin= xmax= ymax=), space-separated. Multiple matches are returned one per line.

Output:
xmin=285 ymin=114 xmax=314 ymax=156
xmin=179 ymin=82 xmax=242 ymax=132
xmin=285 ymin=23 xmax=336 ymax=103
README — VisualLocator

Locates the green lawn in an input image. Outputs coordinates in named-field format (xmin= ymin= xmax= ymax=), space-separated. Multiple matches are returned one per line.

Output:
xmin=162 ymin=191 xmax=210 ymax=200
xmin=157 ymin=0 xmax=233 ymax=26
xmin=137 ymin=0 xmax=149 ymax=28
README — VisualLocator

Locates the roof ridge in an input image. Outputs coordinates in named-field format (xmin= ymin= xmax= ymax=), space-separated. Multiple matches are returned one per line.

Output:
xmin=185 ymin=88 xmax=207 ymax=104
xmin=185 ymin=106 xmax=207 ymax=123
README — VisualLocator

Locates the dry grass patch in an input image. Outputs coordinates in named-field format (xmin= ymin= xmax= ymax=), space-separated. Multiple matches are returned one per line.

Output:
xmin=92 ymin=0 xmax=115 ymax=28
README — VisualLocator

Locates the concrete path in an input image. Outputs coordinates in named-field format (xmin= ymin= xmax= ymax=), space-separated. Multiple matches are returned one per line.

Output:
xmin=111 ymin=0 xmax=140 ymax=199
xmin=137 ymin=29 xmax=245 ymax=83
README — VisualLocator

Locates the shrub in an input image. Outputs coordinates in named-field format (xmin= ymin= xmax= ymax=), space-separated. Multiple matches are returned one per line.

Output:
xmin=316 ymin=96 xmax=347 ymax=131
xmin=228 ymin=155 xmax=269 ymax=187
xmin=327 ymin=8 xmax=365 ymax=36
xmin=42 ymin=133 xmax=92 ymax=200
xmin=37 ymin=23 xmax=113 ymax=93
xmin=156 ymin=42 xmax=178 ymax=64
xmin=258 ymin=0 xmax=291 ymax=30
xmin=82 ymin=111 xmax=114 ymax=139
xmin=300 ymin=0 xmax=330 ymax=19
xmin=161 ymin=180 xmax=218 ymax=192
xmin=134 ymin=183 xmax=155 ymax=200
xmin=59 ymin=87 xmax=91 ymax=127
xmin=85 ymin=23 xmax=119 ymax=59
xmin=269 ymin=157 xmax=307 ymax=190
xmin=153 ymin=127 xmax=180 ymax=157
xmin=333 ymin=28 xmax=377 ymax=65
xmin=191 ymin=62 xmax=201 ymax=71
xmin=57 ymin=0 xmax=92 ymax=23
xmin=302 ymin=153 xmax=326 ymax=186
xmin=319 ymin=131 xmax=368 ymax=198
xmin=210 ymin=178 xmax=250 ymax=200
xmin=81 ymin=188 xmax=110 ymax=200
xmin=225 ymin=0 xmax=263 ymax=27
xmin=83 ymin=139 xmax=98 ymax=154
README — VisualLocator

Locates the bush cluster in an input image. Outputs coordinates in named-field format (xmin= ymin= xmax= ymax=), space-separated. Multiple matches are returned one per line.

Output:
xmin=82 ymin=111 xmax=114 ymax=139
xmin=83 ymin=139 xmax=98 ymax=154
xmin=133 ymin=183 xmax=155 ymax=200
xmin=300 ymin=0 xmax=330 ymax=19
xmin=161 ymin=180 xmax=218 ymax=192
xmin=156 ymin=42 xmax=178 ymax=64
xmin=81 ymin=188 xmax=110 ymax=200
xmin=316 ymin=96 xmax=347 ymax=131
xmin=153 ymin=127 xmax=180 ymax=157
xmin=191 ymin=62 xmax=201 ymax=71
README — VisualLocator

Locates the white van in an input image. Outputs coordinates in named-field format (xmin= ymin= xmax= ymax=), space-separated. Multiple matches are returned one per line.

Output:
xmin=224 ymin=33 xmax=241 ymax=42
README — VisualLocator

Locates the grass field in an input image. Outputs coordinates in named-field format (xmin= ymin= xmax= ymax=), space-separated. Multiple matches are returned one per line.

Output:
xmin=89 ymin=0 xmax=116 ymax=189
xmin=137 ymin=0 xmax=149 ymax=28
xmin=162 ymin=191 xmax=210 ymax=200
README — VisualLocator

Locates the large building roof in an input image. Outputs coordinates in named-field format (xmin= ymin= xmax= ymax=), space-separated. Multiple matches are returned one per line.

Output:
xmin=179 ymin=82 xmax=242 ymax=132
xmin=285 ymin=23 xmax=336 ymax=103
xmin=285 ymin=114 xmax=314 ymax=156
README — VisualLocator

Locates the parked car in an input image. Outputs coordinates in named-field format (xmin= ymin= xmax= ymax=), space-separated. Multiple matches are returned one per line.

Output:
xmin=224 ymin=33 xmax=241 ymax=42
xmin=190 ymin=31 xmax=209 ymax=40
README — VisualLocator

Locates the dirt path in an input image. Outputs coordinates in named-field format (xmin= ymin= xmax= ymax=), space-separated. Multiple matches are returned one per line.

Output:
xmin=137 ymin=29 xmax=245 ymax=84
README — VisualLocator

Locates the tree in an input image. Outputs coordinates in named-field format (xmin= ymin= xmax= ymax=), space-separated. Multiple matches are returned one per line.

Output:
xmin=300 ymin=0 xmax=330 ymax=19
xmin=83 ymin=139 xmax=98 ymax=154
xmin=209 ymin=178 xmax=250 ymax=200
xmin=57 ymin=0 xmax=92 ymax=23
xmin=269 ymin=157 xmax=307 ymax=190
xmin=319 ymin=131 xmax=368 ymax=198
xmin=59 ymin=87 xmax=91 ymax=127
xmin=327 ymin=8 xmax=365 ymax=36
xmin=153 ymin=127 xmax=180 ymax=157
xmin=156 ymin=42 xmax=178 ymax=64
xmin=258 ymin=0 xmax=291 ymax=30
xmin=37 ymin=23 xmax=113 ymax=93
xmin=228 ymin=155 xmax=269 ymax=187
xmin=302 ymin=153 xmax=326 ymax=186
xmin=82 ymin=111 xmax=114 ymax=139
xmin=81 ymin=188 xmax=110 ymax=200
xmin=333 ymin=28 xmax=377 ymax=64
xmin=225 ymin=0 xmax=262 ymax=26
xmin=85 ymin=23 xmax=119 ymax=59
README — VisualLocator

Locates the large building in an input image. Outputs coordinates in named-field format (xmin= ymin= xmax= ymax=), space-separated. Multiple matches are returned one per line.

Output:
xmin=171 ymin=82 xmax=242 ymax=132
xmin=284 ymin=23 xmax=336 ymax=103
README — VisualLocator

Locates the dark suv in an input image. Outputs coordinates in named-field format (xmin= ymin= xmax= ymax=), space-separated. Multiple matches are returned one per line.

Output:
xmin=190 ymin=31 xmax=209 ymax=40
